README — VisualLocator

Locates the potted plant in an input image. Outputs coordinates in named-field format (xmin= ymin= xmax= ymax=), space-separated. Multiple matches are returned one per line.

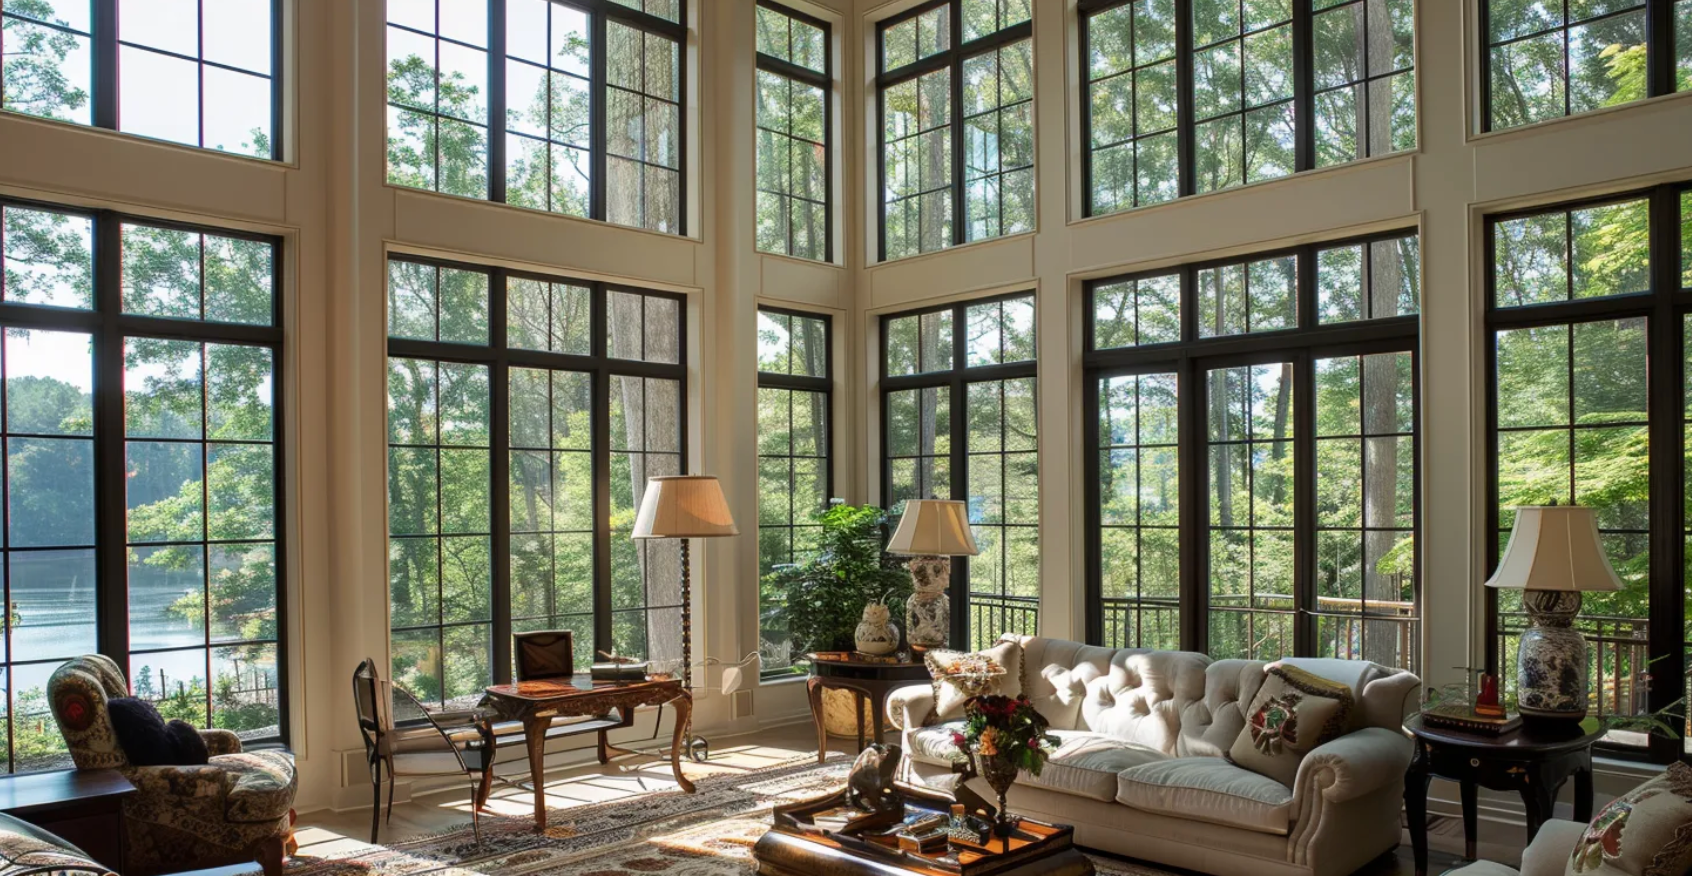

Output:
xmin=762 ymin=503 xmax=911 ymax=734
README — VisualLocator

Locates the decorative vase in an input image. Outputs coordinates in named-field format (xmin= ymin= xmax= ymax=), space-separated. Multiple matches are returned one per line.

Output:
xmin=1516 ymin=589 xmax=1588 ymax=720
xmin=854 ymin=603 xmax=899 ymax=656
xmin=905 ymin=556 xmax=950 ymax=650
xmin=971 ymin=751 xmax=1020 ymax=839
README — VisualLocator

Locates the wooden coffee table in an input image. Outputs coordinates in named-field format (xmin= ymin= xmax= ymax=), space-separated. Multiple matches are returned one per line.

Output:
xmin=753 ymin=786 xmax=1094 ymax=876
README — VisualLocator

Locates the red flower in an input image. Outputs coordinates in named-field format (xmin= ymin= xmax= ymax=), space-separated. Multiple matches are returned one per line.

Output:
xmin=950 ymin=731 xmax=966 ymax=748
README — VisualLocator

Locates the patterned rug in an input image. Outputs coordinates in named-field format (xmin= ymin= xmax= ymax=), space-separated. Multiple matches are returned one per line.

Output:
xmin=278 ymin=756 xmax=1177 ymax=876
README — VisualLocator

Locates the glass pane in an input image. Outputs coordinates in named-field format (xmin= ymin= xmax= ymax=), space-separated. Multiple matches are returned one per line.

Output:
xmin=1 ymin=12 xmax=94 ymax=125
xmin=1 ymin=207 xmax=94 ymax=309
xmin=6 ymin=329 xmax=92 ymax=436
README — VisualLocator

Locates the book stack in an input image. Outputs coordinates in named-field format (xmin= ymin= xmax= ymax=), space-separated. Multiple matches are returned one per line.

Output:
xmin=1421 ymin=702 xmax=1522 ymax=735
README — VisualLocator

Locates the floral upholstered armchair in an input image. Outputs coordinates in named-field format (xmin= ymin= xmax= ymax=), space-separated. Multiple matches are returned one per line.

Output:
xmin=47 ymin=655 xmax=297 ymax=876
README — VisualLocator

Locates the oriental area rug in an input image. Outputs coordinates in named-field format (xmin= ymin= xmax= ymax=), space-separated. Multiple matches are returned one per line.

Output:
xmin=275 ymin=756 xmax=1175 ymax=876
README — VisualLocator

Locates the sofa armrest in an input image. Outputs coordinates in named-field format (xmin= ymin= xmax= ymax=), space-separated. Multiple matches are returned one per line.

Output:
xmin=887 ymin=683 xmax=936 ymax=731
xmin=200 ymin=728 xmax=243 ymax=756
xmin=1520 ymin=819 xmax=1584 ymax=876
xmin=1290 ymin=727 xmax=1413 ymax=807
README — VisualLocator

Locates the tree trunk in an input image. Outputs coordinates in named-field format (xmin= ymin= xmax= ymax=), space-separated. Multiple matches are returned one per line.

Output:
xmin=1362 ymin=240 xmax=1406 ymax=666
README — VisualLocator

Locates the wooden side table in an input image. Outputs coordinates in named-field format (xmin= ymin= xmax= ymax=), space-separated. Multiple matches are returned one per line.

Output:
xmin=0 ymin=768 xmax=135 ymax=873
xmin=1403 ymin=714 xmax=1604 ymax=876
xmin=805 ymin=652 xmax=930 ymax=764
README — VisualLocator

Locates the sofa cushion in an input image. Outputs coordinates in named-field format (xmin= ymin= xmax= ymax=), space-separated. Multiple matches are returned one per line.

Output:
xmin=1021 ymin=731 xmax=1168 ymax=802
xmin=1565 ymin=761 xmax=1692 ymax=876
xmin=906 ymin=722 xmax=967 ymax=767
xmin=924 ymin=640 xmax=1023 ymax=723
xmin=1227 ymin=664 xmax=1354 ymax=787
xmin=1117 ymin=757 xmax=1296 ymax=836
xmin=107 ymin=698 xmax=177 ymax=766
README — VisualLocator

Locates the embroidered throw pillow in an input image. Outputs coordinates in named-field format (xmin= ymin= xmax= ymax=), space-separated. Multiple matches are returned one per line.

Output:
xmin=1566 ymin=761 xmax=1692 ymax=876
xmin=1227 ymin=664 xmax=1355 ymax=788
xmin=923 ymin=639 xmax=1023 ymax=724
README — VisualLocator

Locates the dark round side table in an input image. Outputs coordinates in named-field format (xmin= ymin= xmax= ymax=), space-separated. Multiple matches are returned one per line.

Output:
xmin=804 ymin=651 xmax=930 ymax=764
xmin=1403 ymin=713 xmax=1604 ymax=876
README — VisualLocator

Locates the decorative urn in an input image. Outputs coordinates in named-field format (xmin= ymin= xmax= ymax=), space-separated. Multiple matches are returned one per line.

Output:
xmin=853 ymin=602 xmax=900 ymax=656
xmin=904 ymin=556 xmax=951 ymax=650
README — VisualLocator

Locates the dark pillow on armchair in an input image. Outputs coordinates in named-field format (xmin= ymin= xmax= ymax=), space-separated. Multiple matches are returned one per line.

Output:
xmin=166 ymin=719 xmax=210 ymax=765
xmin=107 ymin=697 xmax=176 ymax=766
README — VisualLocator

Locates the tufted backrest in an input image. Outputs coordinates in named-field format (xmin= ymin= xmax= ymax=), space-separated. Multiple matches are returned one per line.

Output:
xmin=1006 ymin=637 xmax=1421 ymax=759
xmin=1175 ymin=657 xmax=1422 ymax=757
xmin=1009 ymin=636 xmax=1211 ymax=755
xmin=47 ymin=655 xmax=132 ymax=770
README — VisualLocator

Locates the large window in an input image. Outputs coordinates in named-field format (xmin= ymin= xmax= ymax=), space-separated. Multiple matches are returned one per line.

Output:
xmin=755 ymin=2 xmax=832 ymax=262
xmin=756 ymin=307 xmax=831 ymax=677
xmin=385 ymin=0 xmax=687 ymax=235
xmin=1085 ymin=230 xmax=1420 ymax=669
xmin=1081 ymin=0 xmax=1415 ymax=216
xmin=1486 ymin=186 xmax=1690 ymax=762
xmin=386 ymin=256 xmax=686 ymax=708
xmin=1483 ymin=0 xmax=1691 ymax=132
xmin=0 ymin=0 xmax=280 ymax=158
xmin=881 ymin=293 xmax=1037 ymax=650
xmin=877 ymin=0 xmax=1034 ymax=261
xmin=0 ymin=199 xmax=285 ymax=773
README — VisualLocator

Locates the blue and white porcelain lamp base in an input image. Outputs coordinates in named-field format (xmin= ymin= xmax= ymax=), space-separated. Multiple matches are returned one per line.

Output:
xmin=1516 ymin=589 xmax=1589 ymax=722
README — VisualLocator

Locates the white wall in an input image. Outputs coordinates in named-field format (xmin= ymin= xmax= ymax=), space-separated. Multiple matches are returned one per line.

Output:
xmin=0 ymin=0 xmax=1686 ymax=814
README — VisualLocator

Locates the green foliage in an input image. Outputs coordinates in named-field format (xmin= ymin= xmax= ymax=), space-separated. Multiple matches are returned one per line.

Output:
xmin=762 ymin=504 xmax=911 ymax=655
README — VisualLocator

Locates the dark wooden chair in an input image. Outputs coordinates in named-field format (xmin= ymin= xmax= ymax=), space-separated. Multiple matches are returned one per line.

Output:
xmin=514 ymin=630 xmax=575 ymax=681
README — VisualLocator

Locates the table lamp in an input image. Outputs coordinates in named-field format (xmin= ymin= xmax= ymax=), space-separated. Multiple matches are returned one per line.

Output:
xmin=1484 ymin=503 xmax=1622 ymax=722
xmin=632 ymin=475 xmax=738 ymax=759
xmin=885 ymin=499 xmax=978 ymax=651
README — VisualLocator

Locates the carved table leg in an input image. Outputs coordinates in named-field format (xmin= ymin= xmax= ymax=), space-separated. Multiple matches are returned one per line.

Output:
xmin=1406 ymin=744 xmax=1432 ymax=876
xmin=670 ymin=693 xmax=697 ymax=793
xmin=525 ymin=714 xmax=549 ymax=831
xmin=806 ymin=677 xmax=828 ymax=764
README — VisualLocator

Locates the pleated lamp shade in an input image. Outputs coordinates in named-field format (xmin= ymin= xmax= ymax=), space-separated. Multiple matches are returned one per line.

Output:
xmin=631 ymin=476 xmax=739 ymax=539
xmin=886 ymin=499 xmax=979 ymax=557
xmin=1485 ymin=505 xmax=1622 ymax=592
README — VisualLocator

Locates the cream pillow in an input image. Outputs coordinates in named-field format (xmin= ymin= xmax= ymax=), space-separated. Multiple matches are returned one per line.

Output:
xmin=923 ymin=639 xmax=1024 ymax=724
xmin=1567 ymin=762 xmax=1692 ymax=876
xmin=1227 ymin=664 xmax=1355 ymax=788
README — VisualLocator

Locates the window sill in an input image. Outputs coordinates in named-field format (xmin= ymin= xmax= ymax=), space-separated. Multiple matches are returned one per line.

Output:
xmin=867 ymin=229 xmax=1037 ymax=272
xmin=383 ymin=182 xmax=703 ymax=245
xmin=1468 ymin=89 xmax=1692 ymax=147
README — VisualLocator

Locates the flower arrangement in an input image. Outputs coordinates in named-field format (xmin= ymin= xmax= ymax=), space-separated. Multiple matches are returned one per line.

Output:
xmin=951 ymin=694 xmax=1058 ymax=777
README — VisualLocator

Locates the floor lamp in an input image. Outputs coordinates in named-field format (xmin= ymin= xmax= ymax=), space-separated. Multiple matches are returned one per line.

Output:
xmin=631 ymin=475 xmax=738 ymax=761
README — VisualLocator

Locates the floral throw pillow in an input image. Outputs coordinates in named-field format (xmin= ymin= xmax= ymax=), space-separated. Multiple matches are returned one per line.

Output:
xmin=1226 ymin=665 xmax=1355 ymax=787
xmin=1567 ymin=762 xmax=1692 ymax=876
xmin=923 ymin=639 xmax=1022 ymax=725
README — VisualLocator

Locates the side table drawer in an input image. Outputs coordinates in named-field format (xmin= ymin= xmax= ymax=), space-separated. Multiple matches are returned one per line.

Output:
xmin=1426 ymin=746 xmax=1534 ymax=790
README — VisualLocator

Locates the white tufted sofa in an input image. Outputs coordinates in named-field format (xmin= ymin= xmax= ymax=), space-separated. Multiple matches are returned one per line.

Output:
xmin=888 ymin=635 xmax=1421 ymax=876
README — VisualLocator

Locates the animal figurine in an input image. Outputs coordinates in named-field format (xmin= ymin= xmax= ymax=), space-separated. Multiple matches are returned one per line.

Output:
xmin=846 ymin=743 xmax=904 ymax=813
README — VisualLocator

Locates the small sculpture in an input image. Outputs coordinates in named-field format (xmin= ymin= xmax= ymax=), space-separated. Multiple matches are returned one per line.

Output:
xmin=846 ymin=743 xmax=904 ymax=813
xmin=854 ymin=601 xmax=900 ymax=656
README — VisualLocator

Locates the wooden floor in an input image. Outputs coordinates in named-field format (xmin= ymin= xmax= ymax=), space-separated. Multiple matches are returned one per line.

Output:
xmin=289 ymin=721 xmax=1502 ymax=876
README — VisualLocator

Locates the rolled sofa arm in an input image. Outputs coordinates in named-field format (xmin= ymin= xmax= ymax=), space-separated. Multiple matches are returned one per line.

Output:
xmin=1291 ymin=727 xmax=1413 ymax=806
xmin=887 ymin=683 xmax=936 ymax=731
xmin=200 ymin=728 xmax=243 ymax=756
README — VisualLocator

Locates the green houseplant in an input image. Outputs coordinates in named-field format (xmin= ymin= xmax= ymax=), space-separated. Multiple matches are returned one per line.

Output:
xmin=763 ymin=503 xmax=912 ymax=656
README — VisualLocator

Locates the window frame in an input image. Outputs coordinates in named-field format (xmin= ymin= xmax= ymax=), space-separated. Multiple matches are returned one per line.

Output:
xmin=1080 ymin=229 xmax=1421 ymax=666
xmin=1477 ymin=0 xmax=1684 ymax=134
xmin=384 ymin=0 xmax=689 ymax=234
xmin=1077 ymin=0 xmax=1418 ymax=218
xmin=874 ymin=0 xmax=1035 ymax=262
xmin=0 ymin=195 xmax=289 ymax=771
xmin=384 ymin=253 xmax=689 ymax=705
xmin=0 ymin=0 xmax=285 ymax=161
xmin=754 ymin=1 xmax=834 ymax=264
xmin=878 ymin=290 xmax=1039 ymax=649
xmin=754 ymin=304 xmax=833 ymax=679
xmin=1481 ymin=184 xmax=1689 ymax=764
